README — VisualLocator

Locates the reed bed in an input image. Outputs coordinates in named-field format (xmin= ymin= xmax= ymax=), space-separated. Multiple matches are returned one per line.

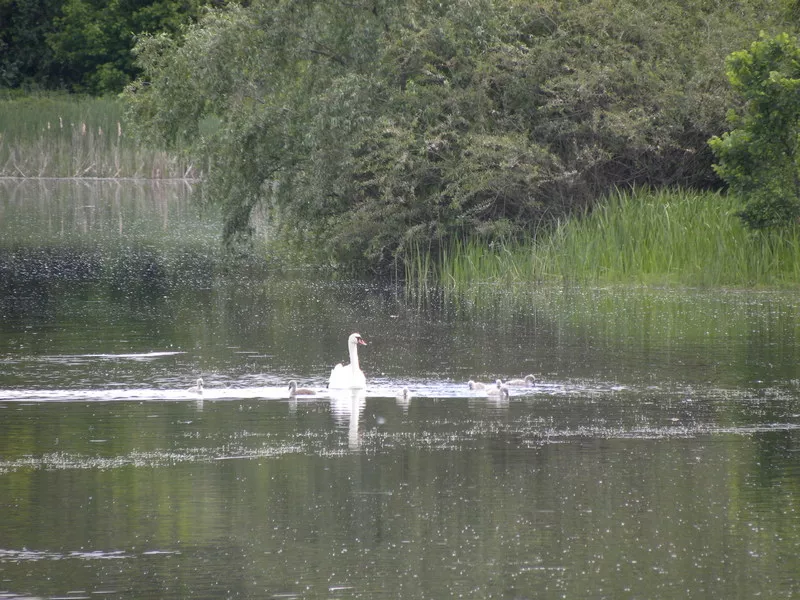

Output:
xmin=406 ymin=188 xmax=800 ymax=293
xmin=0 ymin=94 xmax=199 ymax=179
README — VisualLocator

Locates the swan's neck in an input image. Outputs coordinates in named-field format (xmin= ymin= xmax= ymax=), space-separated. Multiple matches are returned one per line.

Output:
xmin=348 ymin=340 xmax=361 ymax=373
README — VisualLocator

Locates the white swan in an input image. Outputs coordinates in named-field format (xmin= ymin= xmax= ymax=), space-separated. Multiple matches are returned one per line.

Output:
xmin=328 ymin=333 xmax=367 ymax=389
xmin=288 ymin=380 xmax=315 ymax=396
xmin=188 ymin=378 xmax=203 ymax=394
xmin=506 ymin=374 xmax=536 ymax=386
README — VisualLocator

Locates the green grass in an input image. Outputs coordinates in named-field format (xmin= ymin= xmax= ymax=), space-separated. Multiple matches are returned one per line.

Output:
xmin=407 ymin=188 xmax=800 ymax=292
xmin=0 ymin=93 xmax=198 ymax=179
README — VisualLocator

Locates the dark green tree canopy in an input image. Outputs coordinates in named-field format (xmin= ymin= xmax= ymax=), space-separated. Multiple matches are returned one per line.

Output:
xmin=710 ymin=32 xmax=800 ymax=229
xmin=125 ymin=0 xmax=795 ymax=272
xmin=0 ymin=0 xmax=220 ymax=93
xmin=0 ymin=0 xmax=62 ymax=88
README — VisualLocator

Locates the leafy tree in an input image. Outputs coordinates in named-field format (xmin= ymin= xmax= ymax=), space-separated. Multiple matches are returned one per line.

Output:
xmin=710 ymin=32 xmax=800 ymax=229
xmin=126 ymin=0 xmax=794 ymax=272
xmin=45 ymin=0 xmax=216 ymax=94
xmin=0 ymin=0 xmax=221 ymax=93
xmin=0 ymin=0 xmax=62 ymax=88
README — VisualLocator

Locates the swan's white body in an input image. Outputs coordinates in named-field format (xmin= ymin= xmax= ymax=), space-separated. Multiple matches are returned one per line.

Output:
xmin=506 ymin=374 xmax=536 ymax=386
xmin=288 ymin=380 xmax=315 ymax=396
xmin=188 ymin=378 xmax=203 ymax=394
xmin=328 ymin=333 xmax=367 ymax=389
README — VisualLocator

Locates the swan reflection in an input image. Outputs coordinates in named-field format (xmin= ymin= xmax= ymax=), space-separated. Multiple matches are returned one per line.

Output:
xmin=395 ymin=386 xmax=411 ymax=411
xmin=329 ymin=388 xmax=366 ymax=449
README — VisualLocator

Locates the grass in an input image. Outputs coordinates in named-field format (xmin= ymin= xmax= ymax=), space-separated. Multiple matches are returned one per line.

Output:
xmin=0 ymin=93 xmax=199 ymax=179
xmin=406 ymin=188 xmax=800 ymax=293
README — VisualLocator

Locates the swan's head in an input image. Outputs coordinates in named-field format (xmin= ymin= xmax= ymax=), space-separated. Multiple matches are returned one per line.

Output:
xmin=495 ymin=379 xmax=503 ymax=388
xmin=288 ymin=380 xmax=297 ymax=392
xmin=468 ymin=380 xmax=479 ymax=390
xmin=525 ymin=374 xmax=536 ymax=385
xmin=349 ymin=333 xmax=367 ymax=346
xmin=196 ymin=378 xmax=204 ymax=389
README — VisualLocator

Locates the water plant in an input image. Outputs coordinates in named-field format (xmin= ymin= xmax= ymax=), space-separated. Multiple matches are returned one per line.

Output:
xmin=406 ymin=188 xmax=800 ymax=292
xmin=0 ymin=94 xmax=198 ymax=179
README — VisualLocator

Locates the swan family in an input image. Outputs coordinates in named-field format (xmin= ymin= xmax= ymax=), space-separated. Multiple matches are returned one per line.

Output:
xmin=468 ymin=378 xmax=510 ymax=399
xmin=468 ymin=374 xmax=534 ymax=391
xmin=186 ymin=333 xmax=536 ymax=401
xmin=465 ymin=374 xmax=539 ymax=399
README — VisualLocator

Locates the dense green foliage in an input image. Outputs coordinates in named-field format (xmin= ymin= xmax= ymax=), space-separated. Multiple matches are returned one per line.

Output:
xmin=0 ymin=0 xmax=61 ymax=89
xmin=411 ymin=189 xmax=800 ymax=290
xmin=710 ymin=32 xmax=800 ymax=229
xmin=125 ymin=0 xmax=796 ymax=272
xmin=0 ymin=0 xmax=219 ymax=93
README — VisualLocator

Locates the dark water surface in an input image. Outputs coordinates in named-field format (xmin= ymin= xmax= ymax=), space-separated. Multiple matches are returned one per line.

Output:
xmin=1 ymin=180 xmax=799 ymax=599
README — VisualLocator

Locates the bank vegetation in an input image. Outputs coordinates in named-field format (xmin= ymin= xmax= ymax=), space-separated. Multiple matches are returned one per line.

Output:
xmin=122 ymin=0 xmax=799 ymax=276
xmin=3 ymin=0 xmax=800 ymax=286
xmin=410 ymin=188 xmax=800 ymax=291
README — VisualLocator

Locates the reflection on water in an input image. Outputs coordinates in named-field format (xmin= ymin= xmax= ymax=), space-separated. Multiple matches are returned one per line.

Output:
xmin=329 ymin=388 xmax=367 ymax=449
xmin=1 ymin=180 xmax=800 ymax=599
xmin=0 ymin=393 xmax=797 ymax=598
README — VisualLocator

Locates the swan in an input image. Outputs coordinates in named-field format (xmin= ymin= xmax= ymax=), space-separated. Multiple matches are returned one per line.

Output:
xmin=469 ymin=379 xmax=502 ymax=391
xmin=328 ymin=333 xmax=367 ymax=389
xmin=506 ymin=374 xmax=536 ymax=386
xmin=487 ymin=383 xmax=510 ymax=399
xmin=288 ymin=380 xmax=315 ymax=396
xmin=188 ymin=378 xmax=203 ymax=394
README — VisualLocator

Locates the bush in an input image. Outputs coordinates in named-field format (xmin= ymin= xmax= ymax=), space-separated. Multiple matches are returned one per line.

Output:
xmin=710 ymin=32 xmax=800 ymax=229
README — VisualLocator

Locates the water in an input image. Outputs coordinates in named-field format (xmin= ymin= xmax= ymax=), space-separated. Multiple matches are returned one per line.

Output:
xmin=1 ymin=180 xmax=799 ymax=599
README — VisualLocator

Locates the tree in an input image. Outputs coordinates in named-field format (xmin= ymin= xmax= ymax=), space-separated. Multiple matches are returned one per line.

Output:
xmin=0 ymin=0 xmax=62 ymax=88
xmin=43 ymin=0 xmax=214 ymax=94
xmin=126 ymin=0 xmax=793 ymax=272
xmin=710 ymin=32 xmax=800 ymax=229
xmin=0 ymin=0 xmax=221 ymax=93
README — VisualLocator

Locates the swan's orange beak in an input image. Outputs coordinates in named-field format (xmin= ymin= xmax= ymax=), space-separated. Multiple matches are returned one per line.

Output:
xmin=357 ymin=337 xmax=367 ymax=345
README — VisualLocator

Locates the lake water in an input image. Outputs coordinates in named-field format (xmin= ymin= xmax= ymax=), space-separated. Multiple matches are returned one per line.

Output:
xmin=1 ymin=179 xmax=799 ymax=599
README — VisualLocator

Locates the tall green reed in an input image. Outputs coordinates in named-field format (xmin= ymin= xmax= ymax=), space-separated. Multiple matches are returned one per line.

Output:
xmin=406 ymin=188 xmax=800 ymax=294
xmin=542 ymin=188 xmax=800 ymax=287
xmin=0 ymin=94 xmax=199 ymax=179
